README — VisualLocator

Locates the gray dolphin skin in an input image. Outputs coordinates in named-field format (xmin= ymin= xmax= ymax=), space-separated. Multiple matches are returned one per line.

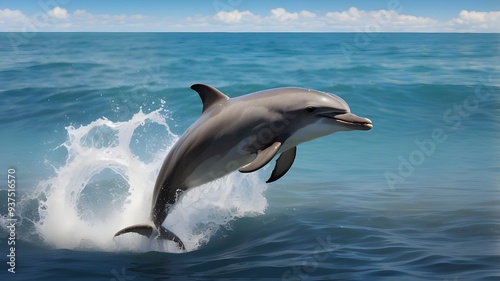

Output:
xmin=114 ymin=84 xmax=373 ymax=250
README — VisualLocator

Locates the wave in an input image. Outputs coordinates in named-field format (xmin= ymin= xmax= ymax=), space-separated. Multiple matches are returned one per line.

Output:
xmin=27 ymin=62 xmax=105 ymax=71
xmin=0 ymin=108 xmax=268 ymax=253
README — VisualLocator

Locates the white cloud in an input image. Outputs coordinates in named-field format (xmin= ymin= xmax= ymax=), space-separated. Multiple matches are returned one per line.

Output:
xmin=0 ymin=8 xmax=27 ymax=23
xmin=48 ymin=7 xmax=69 ymax=20
xmin=0 ymin=8 xmax=25 ymax=19
xmin=73 ymin=9 xmax=89 ymax=17
xmin=449 ymin=10 xmax=500 ymax=32
xmin=324 ymin=7 xmax=438 ymax=31
xmin=326 ymin=7 xmax=364 ymax=22
xmin=299 ymin=10 xmax=316 ymax=19
xmin=456 ymin=10 xmax=498 ymax=23
xmin=326 ymin=11 xmax=349 ymax=22
xmin=209 ymin=8 xmax=322 ymax=31
xmin=0 ymin=8 xmax=29 ymax=30
xmin=271 ymin=8 xmax=299 ymax=21
xmin=214 ymin=9 xmax=258 ymax=23
xmin=65 ymin=9 xmax=147 ymax=31
xmin=97 ymin=7 xmax=500 ymax=32
xmin=0 ymin=7 xmax=149 ymax=32
xmin=0 ymin=6 xmax=498 ymax=32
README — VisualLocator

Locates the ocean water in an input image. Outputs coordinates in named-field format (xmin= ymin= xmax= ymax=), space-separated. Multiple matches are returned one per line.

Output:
xmin=0 ymin=32 xmax=499 ymax=280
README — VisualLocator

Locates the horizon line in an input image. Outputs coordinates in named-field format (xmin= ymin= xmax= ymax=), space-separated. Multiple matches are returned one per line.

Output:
xmin=2 ymin=31 xmax=499 ymax=34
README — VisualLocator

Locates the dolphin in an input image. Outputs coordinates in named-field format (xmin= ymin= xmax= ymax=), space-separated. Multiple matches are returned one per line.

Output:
xmin=114 ymin=84 xmax=372 ymax=250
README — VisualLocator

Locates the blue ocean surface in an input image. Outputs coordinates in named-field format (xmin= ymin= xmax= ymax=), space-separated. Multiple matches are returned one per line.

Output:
xmin=0 ymin=32 xmax=499 ymax=280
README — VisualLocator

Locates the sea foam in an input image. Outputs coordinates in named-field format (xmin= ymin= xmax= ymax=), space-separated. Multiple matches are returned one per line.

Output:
xmin=32 ymin=108 xmax=268 ymax=252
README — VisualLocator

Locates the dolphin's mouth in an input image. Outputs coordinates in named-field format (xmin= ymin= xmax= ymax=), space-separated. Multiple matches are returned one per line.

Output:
xmin=321 ymin=112 xmax=373 ymax=130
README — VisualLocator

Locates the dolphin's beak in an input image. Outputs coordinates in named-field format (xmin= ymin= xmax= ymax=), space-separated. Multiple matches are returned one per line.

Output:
xmin=321 ymin=112 xmax=373 ymax=130
xmin=335 ymin=113 xmax=373 ymax=130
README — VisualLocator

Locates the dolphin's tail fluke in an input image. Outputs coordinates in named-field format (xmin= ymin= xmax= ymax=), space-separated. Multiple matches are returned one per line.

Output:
xmin=114 ymin=222 xmax=185 ymax=251
xmin=114 ymin=222 xmax=155 ymax=238
xmin=158 ymin=226 xmax=186 ymax=250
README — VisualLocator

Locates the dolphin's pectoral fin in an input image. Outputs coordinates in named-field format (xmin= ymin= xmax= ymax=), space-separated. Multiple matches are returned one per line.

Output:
xmin=266 ymin=146 xmax=297 ymax=183
xmin=190 ymin=84 xmax=230 ymax=113
xmin=158 ymin=226 xmax=186 ymax=251
xmin=114 ymin=222 xmax=155 ymax=238
xmin=239 ymin=142 xmax=282 ymax=173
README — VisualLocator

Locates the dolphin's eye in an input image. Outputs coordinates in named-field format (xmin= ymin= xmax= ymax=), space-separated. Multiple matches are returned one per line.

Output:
xmin=305 ymin=106 xmax=316 ymax=113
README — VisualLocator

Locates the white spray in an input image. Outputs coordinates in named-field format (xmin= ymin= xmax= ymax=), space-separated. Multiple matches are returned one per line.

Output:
xmin=32 ymin=108 xmax=268 ymax=252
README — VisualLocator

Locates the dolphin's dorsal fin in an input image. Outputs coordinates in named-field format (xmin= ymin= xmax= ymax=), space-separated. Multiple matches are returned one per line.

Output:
xmin=266 ymin=146 xmax=297 ymax=183
xmin=190 ymin=84 xmax=230 ymax=113
xmin=239 ymin=142 xmax=282 ymax=173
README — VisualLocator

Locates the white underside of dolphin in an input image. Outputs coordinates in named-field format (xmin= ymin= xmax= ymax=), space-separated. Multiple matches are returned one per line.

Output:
xmin=114 ymin=84 xmax=373 ymax=250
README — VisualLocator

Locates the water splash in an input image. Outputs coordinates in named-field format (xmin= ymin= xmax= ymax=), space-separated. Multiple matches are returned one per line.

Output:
xmin=31 ymin=108 xmax=268 ymax=252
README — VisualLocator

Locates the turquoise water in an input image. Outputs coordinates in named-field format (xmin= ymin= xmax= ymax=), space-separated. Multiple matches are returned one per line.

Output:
xmin=0 ymin=33 xmax=499 ymax=280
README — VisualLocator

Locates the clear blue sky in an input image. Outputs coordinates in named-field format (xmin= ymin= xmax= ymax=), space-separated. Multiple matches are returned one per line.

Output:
xmin=1 ymin=0 xmax=499 ymax=32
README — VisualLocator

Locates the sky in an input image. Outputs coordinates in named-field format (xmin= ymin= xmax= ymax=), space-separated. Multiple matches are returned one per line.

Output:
xmin=0 ymin=0 xmax=499 ymax=32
